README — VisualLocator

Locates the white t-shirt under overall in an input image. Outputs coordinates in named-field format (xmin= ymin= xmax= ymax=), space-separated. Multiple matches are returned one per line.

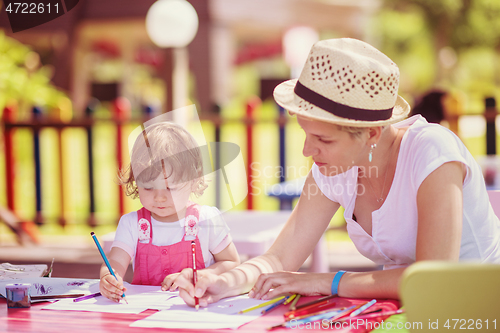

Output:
xmin=312 ymin=115 xmax=500 ymax=269
xmin=111 ymin=205 xmax=232 ymax=269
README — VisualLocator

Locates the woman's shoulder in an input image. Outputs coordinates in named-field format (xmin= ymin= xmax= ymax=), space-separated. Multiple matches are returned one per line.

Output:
xmin=404 ymin=118 xmax=460 ymax=152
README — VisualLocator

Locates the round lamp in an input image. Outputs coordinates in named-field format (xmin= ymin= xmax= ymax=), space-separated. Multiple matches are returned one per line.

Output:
xmin=146 ymin=0 xmax=199 ymax=48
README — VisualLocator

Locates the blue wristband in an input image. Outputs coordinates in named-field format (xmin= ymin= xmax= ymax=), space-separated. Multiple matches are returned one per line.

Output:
xmin=331 ymin=270 xmax=346 ymax=295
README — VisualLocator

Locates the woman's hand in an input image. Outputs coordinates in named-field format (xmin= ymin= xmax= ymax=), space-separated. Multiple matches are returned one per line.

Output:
xmin=99 ymin=272 xmax=127 ymax=303
xmin=249 ymin=272 xmax=331 ymax=300
xmin=173 ymin=269 xmax=228 ymax=308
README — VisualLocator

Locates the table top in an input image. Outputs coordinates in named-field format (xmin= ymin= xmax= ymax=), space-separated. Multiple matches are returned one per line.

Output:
xmin=1 ymin=296 xmax=400 ymax=333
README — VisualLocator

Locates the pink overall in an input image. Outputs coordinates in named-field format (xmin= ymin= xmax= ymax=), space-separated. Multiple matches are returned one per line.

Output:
xmin=131 ymin=203 xmax=206 ymax=286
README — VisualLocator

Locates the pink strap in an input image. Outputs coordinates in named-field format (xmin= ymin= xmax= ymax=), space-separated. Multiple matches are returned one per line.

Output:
xmin=183 ymin=202 xmax=200 ymax=240
xmin=137 ymin=208 xmax=153 ymax=244
xmin=137 ymin=203 xmax=201 ymax=242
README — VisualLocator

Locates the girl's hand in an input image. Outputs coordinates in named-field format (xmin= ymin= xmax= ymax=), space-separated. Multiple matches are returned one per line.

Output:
xmin=99 ymin=272 xmax=127 ymax=303
xmin=161 ymin=272 xmax=182 ymax=291
xmin=249 ymin=272 xmax=329 ymax=300
xmin=173 ymin=270 xmax=228 ymax=308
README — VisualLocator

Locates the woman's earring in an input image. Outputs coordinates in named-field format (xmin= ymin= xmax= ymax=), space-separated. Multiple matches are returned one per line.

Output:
xmin=368 ymin=144 xmax=376 ymax=162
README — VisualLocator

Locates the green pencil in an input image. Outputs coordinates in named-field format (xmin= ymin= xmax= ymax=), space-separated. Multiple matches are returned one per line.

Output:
xmin=289 ymin=294 xmax=301 ymax=310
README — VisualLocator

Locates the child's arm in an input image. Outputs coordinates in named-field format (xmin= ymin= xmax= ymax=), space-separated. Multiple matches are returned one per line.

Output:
xmin=99 ymin=247 xmax=131 ymax=302
xmin=203 ymin=241 xmax=240 ymax=275
xmin=161 ymin=242 xmax=240 ymax=291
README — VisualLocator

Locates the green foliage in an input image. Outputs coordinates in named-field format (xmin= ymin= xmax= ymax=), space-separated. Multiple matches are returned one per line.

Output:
xmin=376 ymin=0 xmax=500 ymax=106
xmin=0 ymin=29 xmax=67 ymax=116
xmin=460 ymin=0 xmax=500 ymax=48
xmin=383 ymin=0 xmax=500 ymax=50
xmin=372 ymin=6 xmax=436 ymax=94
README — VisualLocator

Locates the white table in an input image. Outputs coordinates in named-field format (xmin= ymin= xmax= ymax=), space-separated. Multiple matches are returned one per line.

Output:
xmin=223 ymin=210 xmax=329 ymax=272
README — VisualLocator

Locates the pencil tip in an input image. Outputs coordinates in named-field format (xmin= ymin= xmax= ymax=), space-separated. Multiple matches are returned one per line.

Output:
xmin=195 ymin=304 xmax=199 ymax=311
xmin=267 ymin=323 xmax=284 ymax=330
xmin=123 ymin=297 xmax=128 ymax=304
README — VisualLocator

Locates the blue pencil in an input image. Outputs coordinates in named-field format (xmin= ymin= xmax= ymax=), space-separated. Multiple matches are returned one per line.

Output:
xmin=91 ymin=232 xmax=128 ymax=303
xmin=349 ymin=299 xmax=377 ymax=317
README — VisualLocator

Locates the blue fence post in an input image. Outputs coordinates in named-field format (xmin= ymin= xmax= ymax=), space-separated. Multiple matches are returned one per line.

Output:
xmin=86 ymin=101 xmax=97 ymax=227
xmin=32 ymin=106 xmax=43 ymax=225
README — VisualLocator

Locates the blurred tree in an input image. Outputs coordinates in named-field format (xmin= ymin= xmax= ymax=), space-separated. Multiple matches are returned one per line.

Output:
xmin=376 ymin=0 xmax=500 ymax=111
xmin=0 ymin=30 xmax=68 ymax=119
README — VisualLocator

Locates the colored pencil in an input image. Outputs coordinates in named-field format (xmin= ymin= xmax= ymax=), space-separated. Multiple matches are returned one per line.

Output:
xmin=238 ymin=296 xmax=286 ymax=314
xmin=191 ymin=241 xmax=199 ymax=310
xmin=294 ymin=294 xmax=336 ymax=310
xmin=289 ymin=294 xmax=301 ymax=310
xmin=286 ymin=299 xmax=336 ymax=318
xmin=284 ymin=295 xmax=336 ymax=319
xmin=261 ymin=295 xmax=289 ymax=314
xmin=283 ymin=302 xmax=336 ymax=319
xmin=31 ymin=294 xmax=85 ymax=301
xmin=91 ymin=232 xmax=128 ymax=304
xmin=333 ymin=309 xmax=404 ymax=323
xmin=349 ymin=299 xmax=377 ymax=317
xmin=289 ymin=301 xmax=365 ymax=322
xmin=73 ymin=292 xmax=102 ymax=302
xmin=287 ymin=304 xmax=341 ymax=321
xmin=326 ymin=305 xmax=360 ymax=322
xmin=268 ymin=306 xmax=354 ymax=330
xmin=283 ymin=294 xmax=296 ymax=305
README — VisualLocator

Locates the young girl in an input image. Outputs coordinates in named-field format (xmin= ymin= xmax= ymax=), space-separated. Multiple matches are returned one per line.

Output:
xmin=99 ymin=122 xmax=240 ymax=302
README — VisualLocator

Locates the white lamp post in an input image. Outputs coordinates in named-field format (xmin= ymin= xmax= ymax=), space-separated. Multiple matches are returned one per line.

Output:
xmin=283 ymin=26 xmax=326 ymax=273
xmin=283 ymin=26 xmax=319 ymax=79
xmin=146 ymin=0 xmax=199 ymax=117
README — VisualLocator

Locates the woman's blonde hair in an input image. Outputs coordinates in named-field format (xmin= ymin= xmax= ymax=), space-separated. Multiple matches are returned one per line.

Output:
xmin=337 ymin=125 xmax=387 ymax=139
xmin=119 ymin=122 xmax=207 ymax=199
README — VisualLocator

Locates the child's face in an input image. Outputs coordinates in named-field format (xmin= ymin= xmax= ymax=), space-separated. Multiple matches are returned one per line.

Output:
xmin=137 ymin=174 xmax=193 ymax=222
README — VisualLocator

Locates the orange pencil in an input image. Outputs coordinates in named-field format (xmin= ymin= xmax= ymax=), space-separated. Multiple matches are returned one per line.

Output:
xmin=284 ymin=302 xmax=337 ymax=321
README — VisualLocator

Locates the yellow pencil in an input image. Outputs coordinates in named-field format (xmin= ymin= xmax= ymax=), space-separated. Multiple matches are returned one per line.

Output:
xmin=238 ymin=296 xmax=286 ymax=314
xmin=289 ymin=294 xmax=301 ymax=310
xmin=283 ymin=294 xmax=297 ymax=305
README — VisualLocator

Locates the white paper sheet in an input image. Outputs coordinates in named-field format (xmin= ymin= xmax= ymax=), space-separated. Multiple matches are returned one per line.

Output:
xmin=0 ymin=277 xmax=99 ymax=298
xmin=130 ymin=294 xmax=272 ymax=329
xmin=42 ymin=283 xmax=179 ymax=314
xmin=0 ymin=263 xmax=48 ymax=280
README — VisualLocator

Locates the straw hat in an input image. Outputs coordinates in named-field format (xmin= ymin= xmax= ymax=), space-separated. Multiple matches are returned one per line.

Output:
xmin=274 ymin=38 xmax=410 ymax=127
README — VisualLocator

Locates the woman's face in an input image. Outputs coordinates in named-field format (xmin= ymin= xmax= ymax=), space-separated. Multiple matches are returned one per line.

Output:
xmin=297 ymin=116 xmax=368 ymax=176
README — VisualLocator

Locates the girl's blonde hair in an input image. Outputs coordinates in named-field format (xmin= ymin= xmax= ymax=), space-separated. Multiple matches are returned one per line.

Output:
xmin=119 ymin=122 xmax=207 ymax=199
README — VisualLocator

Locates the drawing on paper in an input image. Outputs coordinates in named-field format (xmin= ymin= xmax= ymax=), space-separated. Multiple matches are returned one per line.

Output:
xmin=34 ymin=283 xmax=53 ymax=295
xmin=67 ymin=281 xmax=86 ymax=287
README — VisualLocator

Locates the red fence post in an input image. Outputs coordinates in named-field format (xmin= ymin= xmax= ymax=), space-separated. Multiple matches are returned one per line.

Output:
xmin=3 ymin=105 xmax=17 ymax=213
xmin=246 ymin=97 xmax=260 ymax=210
xmin=113 ymin=97 xmax=131 ymax=220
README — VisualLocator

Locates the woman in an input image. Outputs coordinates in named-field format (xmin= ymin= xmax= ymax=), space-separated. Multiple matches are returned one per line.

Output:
xmin=174 ymin=38 xmax=500 ymax=306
